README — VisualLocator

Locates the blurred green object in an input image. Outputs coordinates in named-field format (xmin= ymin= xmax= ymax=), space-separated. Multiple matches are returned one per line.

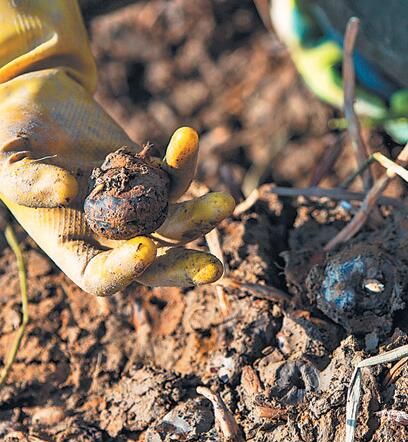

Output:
xmin=270 ymin=0 xmax=408 ymax=142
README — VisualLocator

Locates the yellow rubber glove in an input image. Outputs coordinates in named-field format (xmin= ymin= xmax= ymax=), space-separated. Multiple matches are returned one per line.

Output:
xmin=0 ymin=1 xmax=235 ymax=296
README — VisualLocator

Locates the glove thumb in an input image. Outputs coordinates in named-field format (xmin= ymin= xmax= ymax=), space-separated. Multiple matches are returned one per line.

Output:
xmin=0 ymin=154 xmax=78 ymax=208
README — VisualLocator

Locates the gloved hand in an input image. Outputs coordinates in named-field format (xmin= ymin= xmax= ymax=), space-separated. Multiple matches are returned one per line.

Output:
xmin=269 ymin=0 xmax=408 ymax=143
xmin=0 ymin=1 xmax=235 ymax=296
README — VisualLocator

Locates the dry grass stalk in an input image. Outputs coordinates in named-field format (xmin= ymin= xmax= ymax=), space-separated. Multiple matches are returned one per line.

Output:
xmin=233 ymin=188 xmax=260 ymax=216
xmin=197 ymin=386 xmax=244 ymax=442
xmin=346 ymin=344 xmax=408 ymax=442
xmin=205 ymin=228 xmax=232 ymax=316
xmin=324 ymin=142 xmax=408 ymax=252
xmin=309 ymin=135 xmax=345 ymax=186
xmin=343 ymin=17 xmax=373 ymax=190
xmin=376 ymin=410 xmax=408 ymax=426
xmin=0 ymin=225 xmax=29 ymax=387
xmin=219 ymin=277 xmax=291 ymax=304
xmin=263 ymin=186 xmax=401 ymax=207
xmin=373 ymin=151 xmax=408 ymax=182
xmin=382 ymin=356 xmax=408 ymax=388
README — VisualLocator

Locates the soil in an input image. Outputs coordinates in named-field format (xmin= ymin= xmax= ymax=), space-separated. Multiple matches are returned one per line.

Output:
xmin=1 ymin=1 xmax=407 ymax=441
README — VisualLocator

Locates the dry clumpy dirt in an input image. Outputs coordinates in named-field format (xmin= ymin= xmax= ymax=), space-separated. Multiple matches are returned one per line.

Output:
xmin=1 ymin=1 xmax=407 ymax=441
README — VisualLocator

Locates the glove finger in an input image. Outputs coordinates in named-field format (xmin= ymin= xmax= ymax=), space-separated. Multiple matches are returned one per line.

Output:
xmin=162 ymin=127 xmax=199 ymax=201
xmin=154 ymin=192 xmax=235 ymax=245
xmin=82 ymin=236 xmax=156 ymax=296
xmin=136 ymin=247 xmax=223 ymax=287
xmin=3 ymin=198 xmax=156 ymax=296
xmin=1 ymin=155 xmax=78 ymax=207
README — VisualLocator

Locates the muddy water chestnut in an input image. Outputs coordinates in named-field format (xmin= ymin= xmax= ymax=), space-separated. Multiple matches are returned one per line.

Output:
xmin=84 ymin=146 xmax=170 ymax=240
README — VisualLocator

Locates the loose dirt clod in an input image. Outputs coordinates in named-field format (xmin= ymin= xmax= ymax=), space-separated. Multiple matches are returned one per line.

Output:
xmin=100 ymin=366 xmax=198 ymax=437
xmin=84 ymin=146 xmax=170 ymax=239
xmin=146 ymin=397 xmax=216 ymax=441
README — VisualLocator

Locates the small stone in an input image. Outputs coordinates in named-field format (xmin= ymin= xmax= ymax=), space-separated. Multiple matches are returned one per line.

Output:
xmin=365 ymin=331 xmax=379 ymax=352
xmin=32 ymin=406 xmax=65 ymax=426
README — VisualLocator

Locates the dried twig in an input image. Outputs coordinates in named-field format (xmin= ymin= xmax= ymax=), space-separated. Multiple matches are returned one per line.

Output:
xmin=219 ymin=277 xmax=291 ymax=304
xmin=262 ymin=186 xmax=401 ymax=207
xmin=233 ymin=188 xmax=260 ymax=216
xmin=346 ymin=344 xmax=408 ymax=442
xmin=197 ymin=386 xmax=244 ymax=442
xmin=376 ymin=410 xmax=408 ymax=426
xmin=205 ymin=228 xmax=232 ymax=316
xmin=343 ymin=17 xmax=373 ymax=190
xmin=383 ymin=356 xmax=408 ymax=388
xmin=253 ymin=0 xmax=274 ymax=31
xmin=373 ymin=151 xmax=408 ymax=183
xmin=205 ymin=228 xmax=225 ymax=269
xmin=0 ymin=225 xmax=29 ymax=386
xmin=324 ymin=143 xmax=408 ymax=252
xmin=340 ymin=155 xmax=375 ymax=189
xmin=309 ymin=135 xmax=344 ymax=186
xmin=241 ymin=366 xmax=288 ymax=421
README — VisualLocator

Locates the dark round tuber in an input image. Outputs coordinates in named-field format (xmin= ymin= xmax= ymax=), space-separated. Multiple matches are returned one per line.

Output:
xmin=84 ymin=146 xmax=170 ymax=240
